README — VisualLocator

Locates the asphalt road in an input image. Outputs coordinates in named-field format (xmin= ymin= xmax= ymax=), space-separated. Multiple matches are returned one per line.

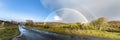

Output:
xmin=13 ymin=25 xmax=119 ymax=40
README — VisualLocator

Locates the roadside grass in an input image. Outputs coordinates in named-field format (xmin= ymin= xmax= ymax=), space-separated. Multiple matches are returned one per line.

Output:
xmin=32 ymin=27 xmax=120 ymax=39
xmin=0 ymin=24 xmax=120 ymax=40
xmin=70 ymin=30 xmax=120 ymax=39
xmin=0 ymin=27 xmax=19 ymax=40
xmin=0 ymin=22 xmax=18 ymax=40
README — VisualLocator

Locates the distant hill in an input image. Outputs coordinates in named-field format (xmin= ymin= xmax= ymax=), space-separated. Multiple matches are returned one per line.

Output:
xmin=108 ymin=21 xmax=120 ymax=28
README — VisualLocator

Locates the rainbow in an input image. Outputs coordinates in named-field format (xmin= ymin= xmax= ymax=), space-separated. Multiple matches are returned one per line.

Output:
xmin=44 ymin=8 xmax=89 ymax=24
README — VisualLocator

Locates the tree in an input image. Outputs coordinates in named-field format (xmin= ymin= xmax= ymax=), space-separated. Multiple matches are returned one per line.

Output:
xmin=75 ymin=22 xmax=95 ymax=30
xmin=90 ymin=17 xmax=108 ymax=30
xmin=76 ymin=22 xmax=81 ymax=25
xmin=10 ymin=20 xmax=18 ymax=24
xmin=25 ymin=20 xmax=34 ymax=26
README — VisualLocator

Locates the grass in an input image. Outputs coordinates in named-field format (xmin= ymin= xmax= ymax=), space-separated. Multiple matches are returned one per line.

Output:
xmin=0 ymin=27 xmax=19 ymax=40
xmin=31 ymin=27 xmax=120 ymax=39
xmin=0 ymin=23 xmax=120 ymax=40
xmin=0 ymin=23 xmax=19 ymax=40
xmin=70 ymin=30 xmax=120 ymax=39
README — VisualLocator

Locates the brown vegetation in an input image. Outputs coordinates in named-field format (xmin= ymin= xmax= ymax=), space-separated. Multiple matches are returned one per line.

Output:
xmin=0 ymin=17 xmax=120 ymax=40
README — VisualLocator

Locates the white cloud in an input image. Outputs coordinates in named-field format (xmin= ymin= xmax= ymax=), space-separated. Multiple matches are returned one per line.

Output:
xmin=54 ymin=16 xmax=62 ymax=21
xmin=41 ymin=0 xmax=120 ymax=23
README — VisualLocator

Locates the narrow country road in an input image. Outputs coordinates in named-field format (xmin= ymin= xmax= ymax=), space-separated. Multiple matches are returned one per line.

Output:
xmin=13 ymin=24 xmax=119 ymax=40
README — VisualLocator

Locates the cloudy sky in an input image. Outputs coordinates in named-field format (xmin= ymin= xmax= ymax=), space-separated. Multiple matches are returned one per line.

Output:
xmin=41 ymin=0 xmax=120 ymax=23
xmin=0 ymin=0 xmax=120 ymax=23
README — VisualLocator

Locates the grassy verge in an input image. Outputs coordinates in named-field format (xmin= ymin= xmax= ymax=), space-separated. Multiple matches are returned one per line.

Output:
xmin=29 ymin=27 xmax=120 ymax=39
xmin=0 ymin=27 xmax=19 ymax=40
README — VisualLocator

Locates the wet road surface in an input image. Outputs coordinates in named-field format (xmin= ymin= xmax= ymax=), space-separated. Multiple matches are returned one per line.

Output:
xmin=13 ymin=25 xmax=119 ymax=40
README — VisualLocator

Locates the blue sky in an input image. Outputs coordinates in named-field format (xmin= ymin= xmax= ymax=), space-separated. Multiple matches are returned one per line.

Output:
xmin=0 ymin=0 xmax=120 ymax=23
xmin=0 ymin=0 xmax=53 ymax=22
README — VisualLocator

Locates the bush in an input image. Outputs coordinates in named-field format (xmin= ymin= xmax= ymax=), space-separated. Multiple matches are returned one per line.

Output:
xmin=0 ymin=27 xmax=19 ymax=40
xmin=90 ymin=17 xmax=108 ymax=30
